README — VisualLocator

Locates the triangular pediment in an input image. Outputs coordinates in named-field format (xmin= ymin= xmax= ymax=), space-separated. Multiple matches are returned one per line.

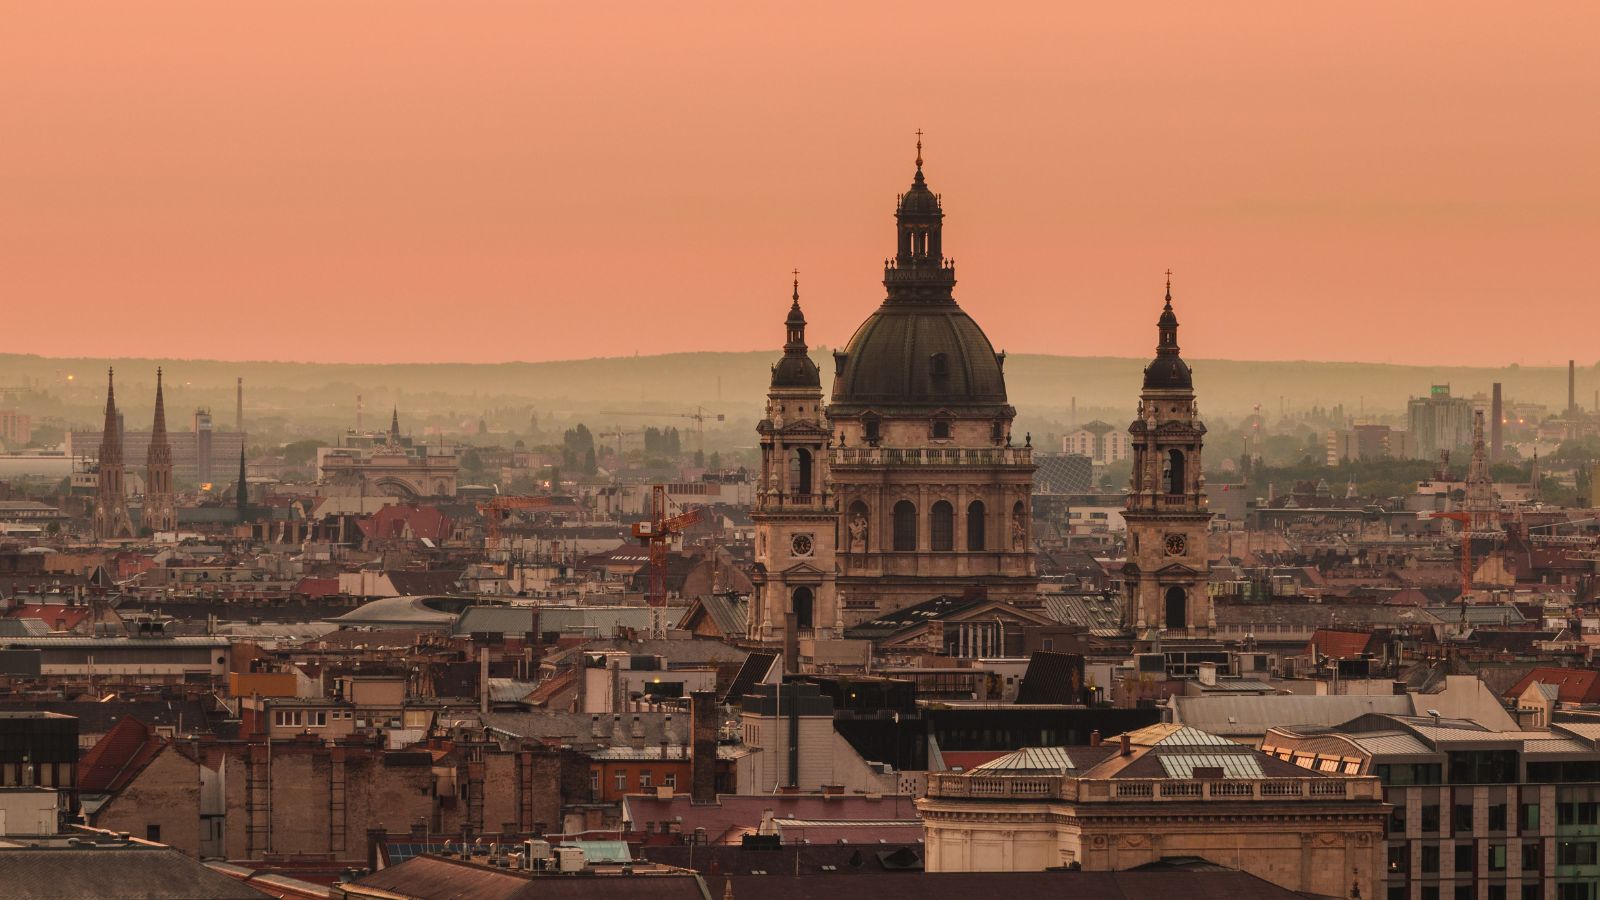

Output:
xmin=1153 ymin=562 xmax=1200 ymax=576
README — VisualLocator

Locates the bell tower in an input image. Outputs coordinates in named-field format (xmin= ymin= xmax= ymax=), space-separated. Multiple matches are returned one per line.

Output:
xmin=1122 ymin=276 xmax=1212 ymax=636
xmin=750 ymin=276 xmax=838 ymax=660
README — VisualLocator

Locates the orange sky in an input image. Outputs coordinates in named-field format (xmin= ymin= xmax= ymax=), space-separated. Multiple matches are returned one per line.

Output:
xmin=3 ymin=3 xmax=1596 ymax=367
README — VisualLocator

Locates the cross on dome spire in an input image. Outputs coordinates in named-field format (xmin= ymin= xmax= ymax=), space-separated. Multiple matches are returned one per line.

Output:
xmin=915 ymin=129 xmax=923 ymax=171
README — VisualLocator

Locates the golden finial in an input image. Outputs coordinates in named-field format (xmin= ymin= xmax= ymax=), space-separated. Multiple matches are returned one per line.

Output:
xmin=915 ymin=129 xmax=924 ymax=170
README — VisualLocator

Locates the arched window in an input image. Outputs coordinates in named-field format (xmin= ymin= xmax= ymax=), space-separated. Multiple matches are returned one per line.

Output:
xmin=1166 ymin=449 xmax=1186 ymax=495
xmin=791 ymin=448 xmax=812 ymax=496
xmin=1165 ymin=586 xmax=1187 ymax=630
xmin=893 ymin=500 xmax=918 ymax=552
xmin=930 ymin=501 xmax=954 ymax=551
xmin=864 ymin=415 xmax=881 ymax=445
xmin=967 ymin=500 xmax=986 ymax=551
xmin=792 ymin=586 xmax=814 ymax=631
xmin=1010 ymin=500 xmax=1027 ymax=549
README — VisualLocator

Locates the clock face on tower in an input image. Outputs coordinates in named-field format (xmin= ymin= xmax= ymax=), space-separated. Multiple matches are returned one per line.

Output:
xmin=791 ymin=533 xmax=814 ymax=557
xmin=1164 ymin=533 xmax=1187 ymax=556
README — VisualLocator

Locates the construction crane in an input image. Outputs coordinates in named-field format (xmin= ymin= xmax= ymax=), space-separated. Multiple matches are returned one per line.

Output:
xmin=631 ymin=485 xmax=702 ymax=638
xmin=1429 ymin=510 xmax=1509 ymax=621
xmin=596 ymin=428 xmax=644 ymax=460
xmin=478 ymin=496 xmax=555 ymax=544
xmin=599 ymin=406 xmax=725 ymax=456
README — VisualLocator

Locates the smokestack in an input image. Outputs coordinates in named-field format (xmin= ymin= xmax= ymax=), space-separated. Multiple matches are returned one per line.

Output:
xmin=1120 ymin=733 xmax=1131 ymax=757
xmin=690 ymin=690 xmax=717 ymax=804
xmin=479 ymin=645 xmax=490 ymax=715
xmin=1491 ymin=383 xmax=1503 ymax=462
xmin=1570 ymin=360 xmax=1578 ymax=417
xmin=236 ymin=377 xmax=243 ymax=433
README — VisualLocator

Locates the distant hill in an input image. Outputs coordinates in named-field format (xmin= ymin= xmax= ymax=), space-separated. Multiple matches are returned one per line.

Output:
xmin=0 ymin=351 xmax=1591 ymax=447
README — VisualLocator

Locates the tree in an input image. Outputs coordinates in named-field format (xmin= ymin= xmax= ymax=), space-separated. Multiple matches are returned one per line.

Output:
xmin=281 ymin=439 xmax=328 ymax=468
xmin=583 ymin=447 xmax=597 ymax=475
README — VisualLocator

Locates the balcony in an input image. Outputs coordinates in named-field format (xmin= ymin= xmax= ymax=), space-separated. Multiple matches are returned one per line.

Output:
xmin=923 ymin=773 xmax=1381 ymax=803
xmin=830 ymin=447 xmax=1033 ymax=468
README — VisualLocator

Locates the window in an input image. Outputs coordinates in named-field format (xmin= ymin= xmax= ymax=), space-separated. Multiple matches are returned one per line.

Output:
xmin=930 ymin=353 xmax=949 ymax=377
xmin=792 ymin=587 xmax=814 ymax=631
xmin=1456 ymin=803 xmax=1476 ymax=834
xmin=1524 ymin=803 xmax=1541 ymax=831
xmin=1490 ymin=886 xmax=1506 ymax=900
xmin=663 ymin=772 xmax=677 ymax=789
xmin=146 ymin=825 xmax=161 ymax=843
xmin=1456 ymin=887 xmax=1474 ymax=900
xmin=966 ymin=501 xmax=986 ymax=551
xmin=1423 ymin=845 xmax=1440 ymax=873
xmin=1491 ymin=844 xmax=1508 ymax=872
xmin=893 ymin=501 xmax=917 ymax=551
xmin=991 ymin=421 xmax=1004 ymax=443
xmin=589 ymin=772 xmax=599 ymax=794
xmin=931 ymin=501 xmax=954 ymax=551
xmin=1457 ymin=843 xmax=1475 ymax=873
xmin=1558 ymin=884 xmax=1595 ymax=900
xmin=308 ymin=711 xmax=327 ymax=728
xmin=1558 ymin=841 xmax=1597 ymax=866
xmin=639 ymin=770 xmax=652 ymax=789
xmin=1525 ymin=886 xmax=1543 ymax=900
xmin=791 ymin=449 xmax=813 ymax=496
xmin=1389 ymin=888 xmax=1407 ymax=900
xmin=1524 ymin=842 xmax=1542 ymax=872
xmin=1389 ymin=843 xmax=1410 ymax=872
xmin=1423 ymin=805 xmax=1441 ymax=833
xmin=864 ymin=416 xmax=881 ymax=444
xmin=1422 ymin=888 xmax=1440 ymax=900
xmin=932 ymin=420 xmax=951 ymax=440
xmin=1490 ymin=804 xmax=1508 ymax=832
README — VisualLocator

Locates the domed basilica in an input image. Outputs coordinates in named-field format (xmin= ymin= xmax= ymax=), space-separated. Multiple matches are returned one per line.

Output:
xmin=749 ymin=145 xmax=1040 ymax=656
xmin=750 ymin=144 xmax=1214 ymax=663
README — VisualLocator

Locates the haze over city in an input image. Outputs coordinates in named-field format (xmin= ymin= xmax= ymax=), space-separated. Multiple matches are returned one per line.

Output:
xmin=7 ymin=6 xmax=1600 ymax=900
xmin=5 ymin=2 xmax=1597 ymax=365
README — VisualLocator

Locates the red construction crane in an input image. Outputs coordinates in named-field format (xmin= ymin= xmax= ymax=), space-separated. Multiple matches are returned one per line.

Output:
xmin=1429 ymin=511 xmax=1476 ymax=607
xmin=631 ymin=485 xmax=702 ymax=638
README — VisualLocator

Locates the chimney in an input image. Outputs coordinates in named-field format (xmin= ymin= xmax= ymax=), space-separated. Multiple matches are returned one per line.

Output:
xmin=1090 ymin=729 xmax=1101 ymax=747
xmin=1120 ymin=733 xmax=1131 ymax=757
xmin=591 ymin=714 xmax=606 ymax=739
xmin=631 ymin=714 xmax=645 ymax=740
xmin=1491 ymin=383 xmax=1503 ymax=462
xmin=611 ymin=714 xmax=626 ymax=745
xmin=1570 ymin=360 xmax=1578 ymax=417
xmin=479 ymin=645 xmax=490 ymax=715
xmin=690 ymin=690 xmax=717 ymax=804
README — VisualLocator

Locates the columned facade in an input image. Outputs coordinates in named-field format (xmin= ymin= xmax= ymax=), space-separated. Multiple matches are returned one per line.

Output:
xmin=824 ymin=148 xmax=1036 ymax=625
xmin=1122 ymin=281 xmax=1212 ymax=635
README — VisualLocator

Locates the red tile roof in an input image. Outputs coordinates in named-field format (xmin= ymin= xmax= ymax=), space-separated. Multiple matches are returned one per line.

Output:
xmin=1507 ymin=667 xmax=1600 ymax=704
xmin=6 ymin=604 xmax=91 ymax=632
xmin=1305 ymin=628 xmax=1377 ymax=660
xmin=78 ymin=716 xmax=163 ymax=793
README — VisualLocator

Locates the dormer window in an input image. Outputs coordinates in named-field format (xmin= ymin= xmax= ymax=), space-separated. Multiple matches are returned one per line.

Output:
xmin=930 ymin=352 xmax=949 ymax=378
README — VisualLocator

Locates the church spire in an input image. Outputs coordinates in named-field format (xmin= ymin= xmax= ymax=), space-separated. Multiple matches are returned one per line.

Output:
xmin=389 ymin=407 xmax=401 ymax=445
xmin=1143 ymin=273 xmax=1192 ymax=391
xmin=100 ymin=367 xmax=121 ymax=463
xmin=151 ymin=368 xmax=168 ymax=439
xmin=887 ymin=132 xmax=954 ymax=303
xmin=770 ymin=271 xmax=821 ymax=389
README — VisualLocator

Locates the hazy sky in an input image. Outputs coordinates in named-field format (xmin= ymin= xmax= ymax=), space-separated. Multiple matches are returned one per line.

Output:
xmin=4 ymin=3 xmax=1596 ymax=366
